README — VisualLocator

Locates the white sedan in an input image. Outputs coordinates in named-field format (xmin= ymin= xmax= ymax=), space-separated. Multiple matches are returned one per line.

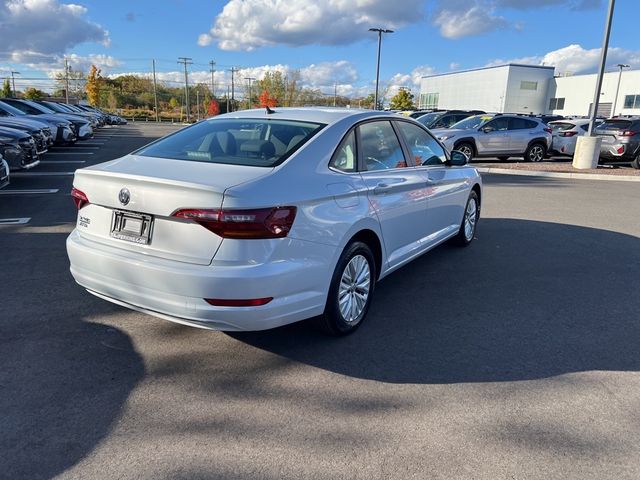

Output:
xmin=67 ymin=108 xmax=482 ymax=335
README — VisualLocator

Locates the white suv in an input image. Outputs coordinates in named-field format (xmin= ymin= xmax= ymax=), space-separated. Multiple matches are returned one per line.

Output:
xmin=431 ymin=114 xmax=552 ymax=162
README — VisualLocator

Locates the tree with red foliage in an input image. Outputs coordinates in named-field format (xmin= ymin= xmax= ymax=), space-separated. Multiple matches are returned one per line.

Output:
xmin=207 ymin=99 xmax=220 ymax=116
xmin=259 ymin=90 xmax=277 ymax=108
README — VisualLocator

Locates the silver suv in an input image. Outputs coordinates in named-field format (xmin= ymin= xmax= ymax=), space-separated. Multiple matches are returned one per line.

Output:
xmin=431 ymin=114 xmax=552 ymax=162
xmin=594 ymin=117 xmax=640 ymax=169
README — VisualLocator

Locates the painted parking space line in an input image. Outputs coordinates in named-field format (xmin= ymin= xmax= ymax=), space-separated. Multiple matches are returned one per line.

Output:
xmin=50 ymin=146 xmax=101 ymax=150
xmin=12 ymin=172 xmax=75 ymax=177
xmin=44 ymin=152 xmax=94 ymax=156
xmin=40 ymin=160 xmax=86 ymax=164
xmin=0 ymin=217 xmax=31 ymax=225
xmin=0 ymin=189 xmax=59 ymax=195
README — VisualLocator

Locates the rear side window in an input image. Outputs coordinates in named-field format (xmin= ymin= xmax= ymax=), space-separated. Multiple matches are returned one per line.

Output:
xmin=596 ymin=120 xmax=632 ymax=131
xmin=136 ymin=118 xmax=325 ymax=167
xmin=509 ymin=118 xmax=537 ymax=130
xmin=359 ymin=121 xmax=408 ymax=171
xmin=330 ymin=130 xmax=357 ymax=172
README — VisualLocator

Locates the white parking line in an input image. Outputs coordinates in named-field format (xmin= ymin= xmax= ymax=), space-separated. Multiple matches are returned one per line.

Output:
xmin=44 ymin=152 xmax=94 ymax=155
xmin=40 ymin=160 xmax=86 ymax=164
xmin=0 ymin=189 xmax=59 ymax=195
xmin=0 ymin=217 xmax=31 ymax=225
xmin=50 ymin=146 xmax=101 ymax=150
xmin=11 ymin=172 xmax=74 ymax=176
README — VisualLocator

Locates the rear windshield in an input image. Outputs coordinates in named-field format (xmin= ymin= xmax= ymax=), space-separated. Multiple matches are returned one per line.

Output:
xmin=136 ymin=118 xmax=325 ymax=167
xmin=550 ymin=122 xmax=575 ymax=131
xmin=596 ymin=120 xmax=632 ymax=131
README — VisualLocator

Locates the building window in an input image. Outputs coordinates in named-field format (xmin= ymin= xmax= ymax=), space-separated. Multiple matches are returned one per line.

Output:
xmin=549 ymin=98 xmax=565 ymax=110
xmin=420 ymin=92 xmax=439 ymax=109
xmin=520 ymin=81 xmax=538 ymax=91
xmin=623 ymin=95 xmax=640 ymax=109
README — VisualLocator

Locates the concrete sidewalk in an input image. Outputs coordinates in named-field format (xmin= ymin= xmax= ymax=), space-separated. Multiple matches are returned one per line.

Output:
xmin=474 ymin=160 xmax=640 ymax=182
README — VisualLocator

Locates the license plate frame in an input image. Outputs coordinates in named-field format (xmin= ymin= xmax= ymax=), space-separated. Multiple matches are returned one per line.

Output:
xmin=110 ymin=209 xmax=153 ymax=245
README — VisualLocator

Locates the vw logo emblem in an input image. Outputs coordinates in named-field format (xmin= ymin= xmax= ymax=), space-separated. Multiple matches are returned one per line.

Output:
xmin=118 ymin=188 xmax=130 ymax=206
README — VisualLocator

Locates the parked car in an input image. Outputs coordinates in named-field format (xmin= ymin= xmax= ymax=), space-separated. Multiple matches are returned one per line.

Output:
xmin=1 ymin=98 xmax=93 ymax=140
xmin=548 ymin=119 xmax=597 ymax=156
xmin=36 ymin=101 xmax=100 ymax=129
xmin=0 ymin=100 xmax=76 ymax=144
xmin=417 ymin=110 xmax=486 ymax=130
xmin=520 ymin=114 xmax=565 ymax=124
xmin=0 ymin=155 xmax=9 ymax=189
xmin=594 ymin=117 xmax=640 ymax=169
xmin=67 ymin=108 xmax=481 ymax=335
xmin=0 ymin=126 xmax=40 ymax=170
xmin=432 ymin=113 xmax=552 ymax=162
xmin=0 ymin=117 xmax=51 ymax=154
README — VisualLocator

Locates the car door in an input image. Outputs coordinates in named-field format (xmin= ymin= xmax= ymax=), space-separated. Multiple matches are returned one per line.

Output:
xmin=357 ymin=120 xmax=430 ymax=269
xmin=395 ymin=121 xmax=469 ymax=246
xmin=508 ymin=117 xmax=536 ymax=153
xmin=475 ymin=117 xmax=510 ymax=154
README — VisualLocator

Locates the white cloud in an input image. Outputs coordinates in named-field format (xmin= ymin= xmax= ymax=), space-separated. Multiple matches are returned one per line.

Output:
xmin=199 ymin=0 xmax=423 ymax=51
xmin=384 ymin=65 xmax=435 ymax=99
xmin=0 ymin=0 xmax=109 ymax=61
xmin=486 ymin=44 xmax=640 ymax=74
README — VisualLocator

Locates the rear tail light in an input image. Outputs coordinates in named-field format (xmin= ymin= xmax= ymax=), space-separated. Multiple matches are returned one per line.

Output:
xmin=620 ymin=130 xmax=636 ymax=137
xmin=559 ymin=131 xmax=578 ymax=137
xmin=173 ymin=206 xmax=297 ymax=239
xmin=543 ymin=127 xmax=553 ymax=134
xmin=71 ymin=187 xmax=89 ymax=210
xmin=205 ymin=297 xmax=273 ymax=307
xmin=617 ymin=146 xmax=625 ymax=154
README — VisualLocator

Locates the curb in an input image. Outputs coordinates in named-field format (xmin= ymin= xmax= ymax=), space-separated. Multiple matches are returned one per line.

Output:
xmin=476 ymin=167 xmax=640 ymax=183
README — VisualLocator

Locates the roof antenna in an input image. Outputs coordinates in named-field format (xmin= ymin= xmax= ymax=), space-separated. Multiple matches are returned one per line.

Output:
xmin=266 ymin=106 xmax=276 ymax=115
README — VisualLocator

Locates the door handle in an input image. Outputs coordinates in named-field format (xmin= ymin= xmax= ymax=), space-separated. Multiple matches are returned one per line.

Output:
xmin=373 ymin=182 xmax=391 ymax=195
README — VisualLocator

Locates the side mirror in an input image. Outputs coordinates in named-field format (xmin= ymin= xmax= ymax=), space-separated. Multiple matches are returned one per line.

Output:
xmin=449 ymin=150 xmax=468 ymax=166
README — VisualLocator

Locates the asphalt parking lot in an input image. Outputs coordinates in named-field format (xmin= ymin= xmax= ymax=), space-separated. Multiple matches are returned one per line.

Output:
xmin=2 ymin=123 xmax=640 ymax=479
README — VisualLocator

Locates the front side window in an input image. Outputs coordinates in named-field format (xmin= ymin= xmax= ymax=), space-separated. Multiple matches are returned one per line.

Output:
xmin=330 ymin=130 xmax=357 ymax=172
xmin=484 ymin=117 xmax=509 ymax=131
xmin=396 ymin=122 xmax=446 ymax=166
xmin=358 ymin=121 xmax=408 ymax=171
xmin=136 ymin=118 xmax=325 ymax=167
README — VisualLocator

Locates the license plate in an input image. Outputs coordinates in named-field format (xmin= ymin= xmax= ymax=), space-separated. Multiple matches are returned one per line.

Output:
xmin=110 ymin=210 xmax=153 ymax=244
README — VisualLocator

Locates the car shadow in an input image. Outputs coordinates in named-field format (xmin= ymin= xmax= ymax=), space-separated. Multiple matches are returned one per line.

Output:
xmin=0 ymin=230 xmax=145 ymax=479
xmin=231 ymin=218 xmax=640 ymax=384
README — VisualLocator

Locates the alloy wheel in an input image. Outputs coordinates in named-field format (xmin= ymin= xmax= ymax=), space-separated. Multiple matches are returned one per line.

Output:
xmin=338 ymin=255 xmax=371 ymax=323
xmin=464 ymin=197 xmax=478 ymax=241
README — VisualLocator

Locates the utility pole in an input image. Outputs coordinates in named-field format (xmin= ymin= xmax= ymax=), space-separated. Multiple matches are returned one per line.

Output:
xmin=10 ymin=71 xmax=20 ymax=98
xmin=196 ymin=89 xmax=201 ymax=120
xmin=611 ymin=63 xmax=630 ymax=117
xmin=177 ymin=57 xmax=193 ymax=122
xmin=229 ymin=67 xmax=239 ymax=112
xmin=333 ymin=82 xmax=337 ymax=107
xmin=64 ymin=58 xmax=70 ymax=103
xmin=244 ymin=77 xmax=256 ymax=109
xmin=226 ymin=86 xmax=230 ymax=113
xmin=209 ymin=61 xmax=216 ymax=97
xmin=152 ymin=59 xmax=159 ymax=122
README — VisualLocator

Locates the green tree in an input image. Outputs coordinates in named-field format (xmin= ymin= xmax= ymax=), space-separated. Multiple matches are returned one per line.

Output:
xmin=389 ymin=88 xmax=415 ymax=110
xmin=362 ymin=93 xmax=375 ymax=109
xmin=23 ymin=88 xmax=46 ymax=100
xmin=168 ymin=97 xmax=179 ymax=110
xmin=2 ymin=79 xmax=12 ymax=97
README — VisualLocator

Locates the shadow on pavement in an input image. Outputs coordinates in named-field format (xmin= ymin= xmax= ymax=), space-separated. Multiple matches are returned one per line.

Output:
xmin=232 ymin=218 xmax=640 ymax=384
xmin=0 ymin=230 xmax=145 ymax=479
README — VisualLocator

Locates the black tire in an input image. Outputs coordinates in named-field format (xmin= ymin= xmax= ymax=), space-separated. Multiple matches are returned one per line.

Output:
xmin=314 ymin=241 xmax=376 ymax=336
xmin=497 ymin=156 xmax=510 ymax=161
xmin=451 ymin=190 xmax=479 ymax=247
xmin=455 ymin=142 xmax=475 ymax=160
xmin=631 ymin=155 xmax=640 ymax=169
xmin=525 ymin=143 xmax=546 ymax=162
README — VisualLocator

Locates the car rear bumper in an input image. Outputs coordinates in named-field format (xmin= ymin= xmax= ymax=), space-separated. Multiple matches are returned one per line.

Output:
xmin=66 ymin=229 xmax=331 ymax=331
xmin=599 ymin=142 xmax=638 ymax=160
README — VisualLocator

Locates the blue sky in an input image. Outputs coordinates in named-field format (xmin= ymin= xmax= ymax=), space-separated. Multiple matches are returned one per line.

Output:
xmin=1 ymin=0 xmax=638 ymax=98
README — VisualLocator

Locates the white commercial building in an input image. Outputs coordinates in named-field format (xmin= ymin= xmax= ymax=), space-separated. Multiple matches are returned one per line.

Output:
xmin=419 ymin=64 xmax=640 ymax=117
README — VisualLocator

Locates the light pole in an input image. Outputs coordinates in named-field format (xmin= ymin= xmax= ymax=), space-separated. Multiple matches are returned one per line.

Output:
xmin=10 ymin=71 xmax=20 ymax=97
xmin=369 ymin=27 xmax=393 ymax=110
xmin=611 ymin=63 xmax=629 ymax=117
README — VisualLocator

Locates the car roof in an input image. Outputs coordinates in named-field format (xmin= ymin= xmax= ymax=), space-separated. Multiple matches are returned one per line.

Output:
xmin=215 ymin=107 xmax=397 ymax=126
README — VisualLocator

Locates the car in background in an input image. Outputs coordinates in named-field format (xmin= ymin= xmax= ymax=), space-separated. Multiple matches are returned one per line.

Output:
xmin=406 ymin=110 xmax=436 ymax=119
xmin=548 ymin=119 xmax=598 ymax=156
xmin=1 ymin=98 xmax=93 ymax=140
xmin=0 ymin=100 xmax=76 ymax=144
xmin=0 ymin=126 xmax=40 ymax=170
xmin=67 ymin=108 xmax=481 ymax=335
xmin=594 ymin=116 xmax=640 ymax=169
xmin=0 ymin=113 xmax=53 ymax=151
xmin=37 ymin=101 xmax=100 ymax=129
xmin=432 ymin=113 xmax=552 ymax=162
xmin=522 ymin=114 xmax=565 ymax=125
xmin=416 ymin=110 xmax=485 ymax=130
xmin=0 ymin=155 xmax=9 ymax=189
